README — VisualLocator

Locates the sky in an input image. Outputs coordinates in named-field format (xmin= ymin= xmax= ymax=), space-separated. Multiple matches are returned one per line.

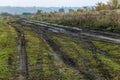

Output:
xmin=0 ymin=0 xmax=109 ymax=7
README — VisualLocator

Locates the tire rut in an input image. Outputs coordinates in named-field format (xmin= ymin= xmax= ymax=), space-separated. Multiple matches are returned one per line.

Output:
xmin=16 ymin=22 xmax=103 ymax=80
xmin=12 ymin=19 xmax=120 ymax=80
xmin=13 ymin=26 xmax=29 ymax=80
xmin=79 ymin=36 xmax=112 ymax=80
xmin=14 ymin=20 xmax=118 ymax=80
xmin=22 ymin=25 xmax=87 ymax=80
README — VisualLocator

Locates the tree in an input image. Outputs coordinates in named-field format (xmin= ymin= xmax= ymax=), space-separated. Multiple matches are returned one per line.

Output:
xmin=109 ymin=0 xmax=119 ymax=9
xmin=77 ymin=8 xmax=83 ymax=12
xmin=0 ymin=12 xmax=12 ymax=16
xmin=22 ymin=12 xmax=33 ymax=16
xmin=95 ymin=2 xmax=108 ymax=10
xmin=59 ymin=8 xmax=65 ymax=13
xmin=83 ymin=7 xmax=88 ymax=11
xmin=69 ymin=9 xmax=74 ymax=12
xmin=36 ymin=10 xmax=42 ymax=15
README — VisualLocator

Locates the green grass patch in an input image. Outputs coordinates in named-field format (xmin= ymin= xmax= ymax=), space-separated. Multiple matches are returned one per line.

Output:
xmin=93 ymin=41 xmax=120 ymax=62
xmin=49 ymin=33 xmax=120 ymax=80
xmin=98 ymin=54 xmax=120 ymax=79
xmin=24 ymin=28 xmax=81 ymax=80
xmin=0 ymin=20 xmax=17 ymax=79
xmin=49 ymin=34 xmax=107 ymax=79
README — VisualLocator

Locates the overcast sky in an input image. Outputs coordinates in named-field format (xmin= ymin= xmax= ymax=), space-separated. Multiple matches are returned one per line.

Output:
xmin=0 ymin=0 xmax=109 ymax=7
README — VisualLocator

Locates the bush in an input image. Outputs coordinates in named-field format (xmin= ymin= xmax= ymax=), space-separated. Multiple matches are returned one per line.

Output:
xmin=32 ymin=10 xmax=120 ymax=32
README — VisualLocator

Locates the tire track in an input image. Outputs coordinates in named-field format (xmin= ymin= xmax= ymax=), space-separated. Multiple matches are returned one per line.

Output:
xmin=17 ymin=23 xmax=86 ymax=79
xmin=13 ymin=19 xmax=119 ymax=80
xmin=21 ymin=19 xmax=120 ymax=45
xmin=15 ymin=21 xmax=102 ymax=80
xmin=23 ymin=24 xmax=101 ymax=80
xmin=79 ymin=36 xmax=112 ymax=80
xmin=13 ymin=26 xmax=29 ymax=80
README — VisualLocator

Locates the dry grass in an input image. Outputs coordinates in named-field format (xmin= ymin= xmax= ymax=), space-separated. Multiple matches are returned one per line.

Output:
xmin=33 ymin=10 xmax=120 ymax=32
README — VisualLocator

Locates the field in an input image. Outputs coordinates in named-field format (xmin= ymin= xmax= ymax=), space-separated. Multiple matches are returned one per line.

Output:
xmin=0 ymin=18 xmax=120 ymax=80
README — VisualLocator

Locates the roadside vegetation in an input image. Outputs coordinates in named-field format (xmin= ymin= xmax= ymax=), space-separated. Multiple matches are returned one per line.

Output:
xmin=31 ymin=0 xmax=120 ymax=33
xmin=32 ymin=10 xmax=120 ymax=33
xmin=0 ymin=20 xmax=17 ymax=80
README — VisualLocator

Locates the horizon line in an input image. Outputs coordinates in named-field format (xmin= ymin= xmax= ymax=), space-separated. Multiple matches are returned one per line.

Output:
xmin=0 ymin=5 xmax=95 ymax=8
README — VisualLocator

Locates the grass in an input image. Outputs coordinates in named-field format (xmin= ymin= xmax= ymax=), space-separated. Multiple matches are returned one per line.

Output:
xmin=23 ymin=27 xmax=81 ymax=80
xmin=98 ymin=54 xmax=120 ymax=79
xmin=92 ymin=41 xmax=120 ymax=79
xmin=93 ymin=41 xmax=120 ymax=63
xmin=49 ymin=34 xmax=105 ymax=79
xmin=32 ymin=10 xmax=120 ymax=32
xmin=49 ymin=33 xmax=120 ymax=80
xmin=0 ymin=20 xmax=17 ymax=79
